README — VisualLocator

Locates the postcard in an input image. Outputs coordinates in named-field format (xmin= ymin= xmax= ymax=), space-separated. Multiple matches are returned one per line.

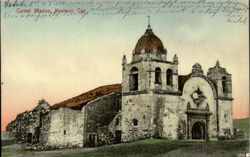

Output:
xmin=1 ymin=0 xmax=249 ymax=156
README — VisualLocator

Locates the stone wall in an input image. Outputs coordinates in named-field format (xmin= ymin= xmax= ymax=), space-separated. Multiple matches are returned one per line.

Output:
xmin=6 ymin=99 xmax=50 ymax=144
xmin=39 ymin=108 xmax=51 ymax=145
xmin=46 ymin=92 xmax=121 ymax=148
xmin=84 ymin=92 xmax=121 ymax=146
xmin=218 ymin=99 xmax=233 ymax=138
xmin=121 ymin=92 xmax=155 ymax=142
xmin=47 ymin=107 xmax=85 ymax=148
xmin=157 ymin=94 xmax=183 ymax=140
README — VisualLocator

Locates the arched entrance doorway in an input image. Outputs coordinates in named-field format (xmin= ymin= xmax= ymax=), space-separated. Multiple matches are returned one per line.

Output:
xmin=192 ymin=122 xmax=205 ymax=139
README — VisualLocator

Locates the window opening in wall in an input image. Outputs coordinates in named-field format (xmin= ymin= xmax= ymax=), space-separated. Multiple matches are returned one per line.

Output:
xmin=167 ymin=69 xmax=173 ymax=86
xmin=132 ymin=119 xmax=138 ymax=126
xmin=89 ymin=134 xmax=96 ymax=146
xmin=39 ymin=113 xmax=43 ymax=127
xmin=129 ymin=67 xmax=139 ymax=91
xmin=222 ymin=76 xmax=227 ymax=93
xmin=115 ymin=118 xmax=119 ymax=125
xmin=115 ymin=130 xmax=121 ymax=143
xmin=27 ymin=133 xmax=32 ymax=143
xmin=64 ymin=130 xmax=66 ymax=135
xmin=155 ymin=67 xmax=161 ymax=84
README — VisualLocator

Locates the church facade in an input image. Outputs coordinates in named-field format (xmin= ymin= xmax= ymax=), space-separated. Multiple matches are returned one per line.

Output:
xmin=121 ymin=24 xmax=233 ymax=142
xmin=6 ymin=23 xmax=233 ymax=149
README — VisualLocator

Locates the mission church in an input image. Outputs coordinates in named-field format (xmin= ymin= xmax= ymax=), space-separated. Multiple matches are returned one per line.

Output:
xmin=7 ymin=20 xmax=233 ymax=148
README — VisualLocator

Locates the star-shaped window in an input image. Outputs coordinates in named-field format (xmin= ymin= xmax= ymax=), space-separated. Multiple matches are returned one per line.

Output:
xmin=191 ymin=88 xmax=206 ymax=106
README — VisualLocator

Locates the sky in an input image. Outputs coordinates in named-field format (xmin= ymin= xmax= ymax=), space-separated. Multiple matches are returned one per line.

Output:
xmin=1 ymin=0 xmax=249 ymax=131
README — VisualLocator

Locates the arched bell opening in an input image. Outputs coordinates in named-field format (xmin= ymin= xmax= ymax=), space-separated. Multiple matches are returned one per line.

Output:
xmin=129 ymin=67 xmax=139 ymax=91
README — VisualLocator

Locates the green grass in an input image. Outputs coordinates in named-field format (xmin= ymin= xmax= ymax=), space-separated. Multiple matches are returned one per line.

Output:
xmin=1 ymin=140 xmax=15 ymax=147
xmin=61 ymin=139 xmax=249 ymax=157
xmin=1 ymin=150 xmax=35 ymax=157
xmin=233 ymin=118 xmax=250 ymax=134
xmin=1 ymin=139 xmax=248 ymax=157
xmin=1 ymin=140 xmax=35 ymax=157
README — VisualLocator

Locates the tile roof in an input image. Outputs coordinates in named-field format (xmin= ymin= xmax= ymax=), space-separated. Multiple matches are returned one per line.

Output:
xmin=51 ymin=84 xmax=122 ymax=110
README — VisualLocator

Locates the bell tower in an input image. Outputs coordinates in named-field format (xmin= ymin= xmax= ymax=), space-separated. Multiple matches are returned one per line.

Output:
xmin=207 ymin=61 xmax=233 ymax=138
xmin=121 ymin=21 xmax=180 ymax=142
xmin=207 ymin=61 xmax=232 ymax=99
xmin=122 ymin=22 xmax=179 ymax=93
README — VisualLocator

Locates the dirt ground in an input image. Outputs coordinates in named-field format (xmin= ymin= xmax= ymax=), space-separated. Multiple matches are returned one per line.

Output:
xmin=2 ymin=144 xmax=97 ymax=157
xmin=2 ymin=143 xmax=249 ymax=157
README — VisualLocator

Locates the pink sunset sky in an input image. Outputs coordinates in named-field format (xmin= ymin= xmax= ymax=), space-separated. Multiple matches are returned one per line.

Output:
xmin=1 ymin=0 xmax=249 ymax=131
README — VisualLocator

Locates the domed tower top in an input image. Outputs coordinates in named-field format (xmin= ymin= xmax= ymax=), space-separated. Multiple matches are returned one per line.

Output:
xmin=134 ymin=16 xmax=165 ymax=54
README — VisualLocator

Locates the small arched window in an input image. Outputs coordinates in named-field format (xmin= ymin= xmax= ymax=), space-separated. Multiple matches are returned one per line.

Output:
xmin=155 ymin=67 xmax=161 ymax=84
xmin=132 ymin=119 xmax=138 ymax=126
xmin=129 ymin=67 xmax=139 ymax=91
xmin=222 ymin=76 xmax=227 ymax=93
xmin=167 ymin=69 xmax=173 ymax=86
xmin=27 ymin=133 xmax=32 ymax=143
xmin=115 ymin=118 xmax=119 ymax=125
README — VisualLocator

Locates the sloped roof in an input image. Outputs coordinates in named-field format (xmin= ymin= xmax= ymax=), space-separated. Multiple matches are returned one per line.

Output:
xmin=51 ymin=84 xmax=122 ymax=110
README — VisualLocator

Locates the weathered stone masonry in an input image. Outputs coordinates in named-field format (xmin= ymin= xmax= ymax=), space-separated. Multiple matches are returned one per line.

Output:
xmin=6 ymin=99 xmax=50 ymax=145
xmin=7 ymin=84 xmax=122 ymax=149
xmin=6 ymin=23 xmax=234 ymax=149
